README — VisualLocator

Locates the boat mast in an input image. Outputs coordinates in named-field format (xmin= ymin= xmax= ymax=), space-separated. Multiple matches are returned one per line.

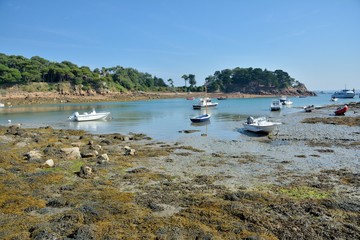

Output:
xmin=205 ymin=84 xmax=208 ymax=115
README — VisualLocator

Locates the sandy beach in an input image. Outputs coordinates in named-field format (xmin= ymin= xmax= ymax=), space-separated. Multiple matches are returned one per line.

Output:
xmin=0 ymin=100 xmax=359 ymax=239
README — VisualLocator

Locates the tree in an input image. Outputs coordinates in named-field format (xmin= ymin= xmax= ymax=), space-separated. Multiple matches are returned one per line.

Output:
xmin=181 ymin=74 xmax=189 ymax=91
xmin=188 ymin=74 xmax=196 ymax=90
xmin=0 ymin=64 xmax=21 ymax=83
xmin=167 ymin=78 xmax=174 ymax=87
xmin=167 ymin=78 xmax=174 ymax=91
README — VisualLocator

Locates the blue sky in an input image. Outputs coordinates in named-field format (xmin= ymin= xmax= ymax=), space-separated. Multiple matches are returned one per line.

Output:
xmin=0 ymin=0 xmax=359 ymax=91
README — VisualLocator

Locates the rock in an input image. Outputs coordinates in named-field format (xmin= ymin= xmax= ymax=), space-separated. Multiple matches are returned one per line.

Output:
xmin=97 ymin=154 xmax=109 ymax=164
xmin=16 ymin=141 xmax=28 ymax=147
xmin=100 ymin=139 xmax=112 ymax=145
xmin=24 ymin=150 xmax=43 ymax=162
xmin=127 ymin=166 xmax=149 ymax=174
xmin=78 ymin=165 xmax=93 ymax=178
xmin=89 ymin=144 xmax=102 ymax=151
xmin=81 ymin=150 xmax=98 ymax=158
xmin=43 ymin=159 xmax=55 ymax=167
xmin=61 ymin=147 xmax=81 ymax=160
xmin=124 ymin=146 xmax=135 ymax=156
xmin=71 ymin=141 xmax=85 ymax=147
xmin=184 ymin=130 xmax=200 ymax=134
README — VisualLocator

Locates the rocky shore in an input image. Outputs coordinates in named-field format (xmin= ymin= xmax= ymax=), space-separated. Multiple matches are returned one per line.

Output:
xmin=0 ymin=103 xmax=359 ymax=239
xmin=1 ymin=90 xmax=285 ymax=107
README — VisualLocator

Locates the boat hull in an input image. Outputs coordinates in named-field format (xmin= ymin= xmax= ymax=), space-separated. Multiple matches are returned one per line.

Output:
xmin=334 ymin=105 xmax=349 ymax=116
xmin=190 ymin=114 xmax=211 ymax=122
xmin=270 ymin=100 xmax=281 ymax=111
xmin=75 ymin=113 xmax=110 ymax=122
xmin=332 ymin=89 xmax=355 ymax=98
xmin=192 ymin=103 xmax=218 ymax=109
xmin=69 ymin=111 xmax=111 ymax=122
xmin=243 ymin=117 xmax=281 ymax=134
xmin=243 ymin=124 xmax=277 ymax=133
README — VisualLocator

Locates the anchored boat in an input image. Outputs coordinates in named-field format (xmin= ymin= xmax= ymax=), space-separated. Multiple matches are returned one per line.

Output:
xmin=68 ymin=109 xmax=111 ymax=122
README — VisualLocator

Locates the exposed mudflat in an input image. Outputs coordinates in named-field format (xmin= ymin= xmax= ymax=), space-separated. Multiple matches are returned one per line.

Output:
xmin=0 ymin=102 xmax=359 ymax=239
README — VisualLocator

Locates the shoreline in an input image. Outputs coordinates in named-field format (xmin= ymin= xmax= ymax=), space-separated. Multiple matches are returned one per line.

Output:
xmin=1 ymin=90 xmax=296 ymax=106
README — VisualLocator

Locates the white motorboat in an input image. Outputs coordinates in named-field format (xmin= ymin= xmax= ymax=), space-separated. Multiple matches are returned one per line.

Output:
xmin=283 ymin=99 xmax=293 ymax=105
xmin=243 ymin=116 xmax=282 ymax=134
xmin=279 ymin=96 xmax=292 ymax=105
xmin=0 ymin=103 xmax=4 ymax=108
xmin=193 ymin=97 xmax=218 ymax=109
xmin=68 ymin=109 xmax=111 ymax=122
xmin=331 ymin=89 xmax=355 ymax=98
xmin=270 ymin=100 xmax=281 ymax=111
xmin=330 ymin=96 xmax=338 ymax=101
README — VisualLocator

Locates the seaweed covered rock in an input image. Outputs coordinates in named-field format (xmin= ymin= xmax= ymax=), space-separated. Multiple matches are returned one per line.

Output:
xmin=78 ymin=165 xmax=93 ymax=179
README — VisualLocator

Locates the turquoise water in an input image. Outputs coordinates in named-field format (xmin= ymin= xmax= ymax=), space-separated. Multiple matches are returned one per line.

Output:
xmin=0 ymin=93 xmax=357 ymax=141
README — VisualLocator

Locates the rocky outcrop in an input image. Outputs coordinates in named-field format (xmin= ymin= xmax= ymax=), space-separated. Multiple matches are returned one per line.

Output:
xmin=237 ymin=82 xmax=316 ymax=96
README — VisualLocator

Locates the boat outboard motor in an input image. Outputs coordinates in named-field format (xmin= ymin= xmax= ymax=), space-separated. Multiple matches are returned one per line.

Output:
xmin=247 ymin=116 xmax=254 ymax=124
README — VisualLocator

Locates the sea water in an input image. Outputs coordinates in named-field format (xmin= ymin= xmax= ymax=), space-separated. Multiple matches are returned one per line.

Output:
xmin=0 ymin=93 xmax=357 ymax=141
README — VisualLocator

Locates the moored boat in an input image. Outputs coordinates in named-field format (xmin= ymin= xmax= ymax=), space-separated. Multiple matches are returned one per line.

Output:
xmin=334 ymin=105 xmax=349 ymax=116
xmin=68 ymin=109 xmax=111 ymax=122
xmin=330 ymin=96 xmax=338 ymax=101
xmin=270 ymin=100 xmax=281 ymax=111
xmin=331 ymin=89 xmax=355 ymax=98
xmin=193 ymin=98 xmax=218 ymax=109
xmin=279 ymin=96 xmax=293 ymax=105
xmin=190 ymin=114 xmax=211 ymax=123
xmin=243 ymin=116 xmax=282 ymax=134
xmin=217 ymin=96 xmax=227 ymax=100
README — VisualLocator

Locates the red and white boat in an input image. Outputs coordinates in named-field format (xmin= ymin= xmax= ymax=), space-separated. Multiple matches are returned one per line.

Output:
xmin=334 ymin=105 xmax=349 ymax=116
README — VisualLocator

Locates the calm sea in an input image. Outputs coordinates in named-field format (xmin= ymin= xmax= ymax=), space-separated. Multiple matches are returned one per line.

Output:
xmin=0 ymin=93 xmax=357 ymax=141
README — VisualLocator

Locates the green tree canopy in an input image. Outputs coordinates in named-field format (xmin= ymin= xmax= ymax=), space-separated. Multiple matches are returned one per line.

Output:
xmin=0 ymin=53 xmax=167 ymax=92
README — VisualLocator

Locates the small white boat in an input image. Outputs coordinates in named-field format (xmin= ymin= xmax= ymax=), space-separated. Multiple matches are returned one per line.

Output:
xmin=283 ymin=99 xmax=293 ymax=105
xmin=193 ymin=97 xmax=218 ymax=109
xmin=243 ymin=116 xmax=282 ymax=134
xmin=68 ymin=109 xmax=111 ymax=122
xmin=279 ymin=96 xmax=293 ymax=105
xmin=330 ymin=96 xmax=338 ymax=102
xmin=270 ymin=100 xmax=281 ymax=111
xmin=0 ymin=102 xmax=4 ymax=108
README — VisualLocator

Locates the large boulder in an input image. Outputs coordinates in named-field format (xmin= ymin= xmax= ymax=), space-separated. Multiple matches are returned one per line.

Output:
xmin=61 ymin=147 xmax=81 ymax=160
xmin=24 ymin=150 xmax=43 ymax=162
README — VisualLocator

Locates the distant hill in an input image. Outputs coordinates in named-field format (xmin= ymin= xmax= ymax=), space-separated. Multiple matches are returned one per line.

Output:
xmin=206 ymin=67 xmax=316 ymax=96
xmin=0 ymin=53 xmax=168 ymax=95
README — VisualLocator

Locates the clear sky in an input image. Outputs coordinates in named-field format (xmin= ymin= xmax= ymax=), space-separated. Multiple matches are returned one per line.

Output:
xmin=0 ymin=0 xmax=359 ymax=91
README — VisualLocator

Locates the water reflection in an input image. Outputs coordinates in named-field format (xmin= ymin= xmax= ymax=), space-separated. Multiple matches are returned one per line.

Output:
xmin=68 ymin=121 xmax=110 ymax=131
xmin=190 ymin=121 xmax=211 ymax=127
